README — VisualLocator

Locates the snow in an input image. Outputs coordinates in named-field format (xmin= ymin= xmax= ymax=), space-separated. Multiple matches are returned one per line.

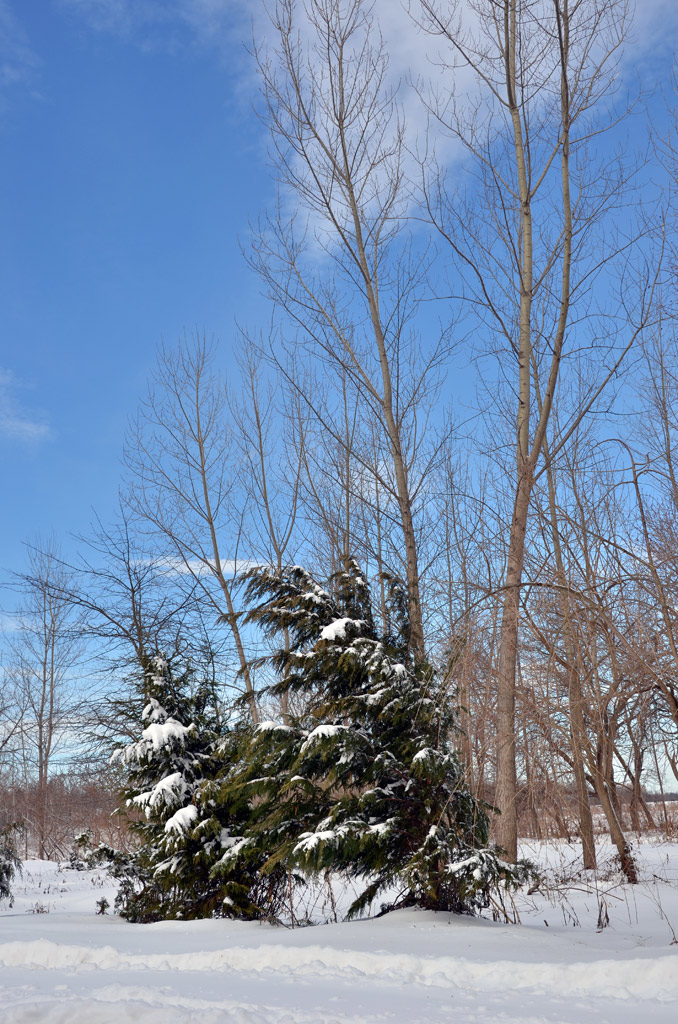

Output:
xmin=164 ymin=804 xmax=198 ymax=834
xmin=448 ymin=853 xmax=487 ymax=875
xmin=141 ymin=720 xmax=192 ymax=751
xmin=215 ymin=836 xmax=251 ymax=865
xmin=1 ymin=840 xmax=678 ymax=1022
xmin=367 ymin=820 xmax=393 ymax=836
xmin=299 ymin=723 xmax=347 ymax=754
xmin=133 ymin=772 xmax=188 ymax=814
xmin=256 ymin=720 xmax=293 ymax=734
xmin=320 ymin=618 xmax=362 ymax=641
xmin=293 ymin=830 xmax=338 ymax=854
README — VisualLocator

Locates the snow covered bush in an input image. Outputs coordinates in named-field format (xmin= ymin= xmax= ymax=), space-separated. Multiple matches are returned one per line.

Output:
xmin=0 ymin=824 xmax=21 ymax=902
xmin=111 ymin=654 xmax=266 ymax=922
xmin=229 ymin=557 xmax=530 ymax=917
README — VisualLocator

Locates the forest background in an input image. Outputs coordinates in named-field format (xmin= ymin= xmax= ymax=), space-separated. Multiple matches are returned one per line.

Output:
xmin=3 ymin=0 xmax=678 ymax=887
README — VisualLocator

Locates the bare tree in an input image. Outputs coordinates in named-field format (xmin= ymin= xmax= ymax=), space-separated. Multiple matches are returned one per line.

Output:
xmin=540 ymin=431 xmax=597 ymax=869
xmin=250 ymin=0 xmax=453 ymax=662
xmin=71 ymin=505 xmax=200 ymax=678
xmin=7 ymin=543 xmax=84 ymax=858
xmin=232 ymin=345 xmax=305 ymax=578
xmin=0 ymin=663 xmax=24 ymax=780
xmin=125 ymin=335 xmax=260 ymax=721
xmin=230 ymin=344 xmax=309 ymax=718
xmin=521 ymin=440 xmax=648 ymax=880
xmin=415 ymin=0 xmax=653 ymax=859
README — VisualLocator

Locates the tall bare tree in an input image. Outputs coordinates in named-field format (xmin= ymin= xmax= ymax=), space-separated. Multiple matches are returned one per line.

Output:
xmin=125 ymin=335 xmax=260 ymax=721
xmin=251 ymin=0 xmax=453 ymax=662
xmin=416 ymin=0 xmax=653 ymax=859
xmin=8 ymin=543 xmax=84 ymax=858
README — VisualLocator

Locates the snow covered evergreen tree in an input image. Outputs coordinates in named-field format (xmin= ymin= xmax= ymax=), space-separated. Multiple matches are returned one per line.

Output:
xmin=111 ymin=654 xmax=262 ymax=921
xmin=227 ymin=558 xmax=529 ymax=917
xmin=0 ymin=826 xmax=21 ymax=902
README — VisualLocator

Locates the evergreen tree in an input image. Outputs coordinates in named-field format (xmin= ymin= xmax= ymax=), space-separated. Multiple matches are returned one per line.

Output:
xmin=0 ymin=825 xmax=21 ymax=902
xmin=227 ymin=558 xmax=529 ymax=917
xmin=112 ymin=654 xmax=261 ymax=921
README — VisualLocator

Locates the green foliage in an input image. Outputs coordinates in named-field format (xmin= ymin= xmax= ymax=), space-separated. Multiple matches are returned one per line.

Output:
xmin=111 ymin=654 xmax=268 ymax=922
xmin=0 ymin=824 xmax=22 ymax=901
xmin=227 ymin=557 xmax=529 ymax=917
xmin=107 ymin=568 xmax=532 ymax=924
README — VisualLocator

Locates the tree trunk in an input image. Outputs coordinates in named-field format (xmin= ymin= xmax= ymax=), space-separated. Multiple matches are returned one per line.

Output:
xmin=570 ymin=692 xmax=597 ymax=869
xmin=591 ymin=772 xmax=637 ymax=884
xmin=495 ymin=462 xmax=532 ymax=860
xmin=542 ymin=435 xmax=597 ymax=869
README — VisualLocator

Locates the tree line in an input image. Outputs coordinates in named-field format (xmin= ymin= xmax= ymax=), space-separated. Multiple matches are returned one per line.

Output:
xmin=2 ymin=0 xmax=678 ymax=904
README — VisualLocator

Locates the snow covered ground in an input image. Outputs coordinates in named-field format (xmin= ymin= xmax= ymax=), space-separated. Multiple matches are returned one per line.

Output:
xmin=1 ymin=839 xmax=677 ymax=1023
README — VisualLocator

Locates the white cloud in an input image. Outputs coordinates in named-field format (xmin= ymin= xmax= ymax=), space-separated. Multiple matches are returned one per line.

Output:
xmin=59 ymin=0 xmax=165 ymax=37
xmin=59 ymin=0 xmax=254 ymax=59
xmin=631 ymin=0 xmax=678 ymax=54
xmin=155 ymin=554 xmax=264 ymax=577
xmin=56 ymin=1 xmax=677 ymax=185
xmin=58 ymin=1 xmax=678 ymax=68
xmin=178 ymin=0 xmax=252 ymax=44
xmin=0 ymin=0 xmax=40 ymax=110
xmin=0 ymin=611 xmax=19 ymax=635
xmin=0 ymin=368 xmax=50 ymax=443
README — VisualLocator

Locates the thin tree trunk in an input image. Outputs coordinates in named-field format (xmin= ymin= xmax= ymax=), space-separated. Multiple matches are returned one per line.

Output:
xmin=495 ymin=464 xmax=531 ymax=859
xmin=591 ymin=772 xmax=638 ymax=884
xmin=542 ymin=438 xmax=596 ymax=869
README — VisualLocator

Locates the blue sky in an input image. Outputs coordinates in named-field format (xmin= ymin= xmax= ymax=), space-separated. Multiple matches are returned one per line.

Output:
xmin=0 ymin=0 xmax=271 ymax=581
xmin=2 ymin=0 xmax=678 ymax=595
